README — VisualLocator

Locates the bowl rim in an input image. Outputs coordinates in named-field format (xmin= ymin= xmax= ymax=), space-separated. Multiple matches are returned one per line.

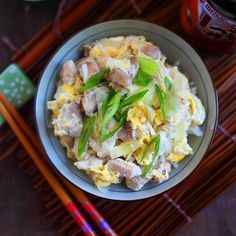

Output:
xmin=34 ymin=19 xmax=218 ymax=201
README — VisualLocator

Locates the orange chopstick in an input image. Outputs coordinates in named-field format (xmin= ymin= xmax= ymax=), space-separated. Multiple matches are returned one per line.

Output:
xmin=0 ymin=93 xmax=97 ymax=236
xmin=0 ymin=92 xmax=117 ymax=236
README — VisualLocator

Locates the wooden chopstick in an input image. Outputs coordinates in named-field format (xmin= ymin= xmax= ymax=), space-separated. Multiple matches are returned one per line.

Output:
xmin=0 ymin=92 xmax=117 ymax=236
xmin=0 ymin=93 xmax=97 ymax=236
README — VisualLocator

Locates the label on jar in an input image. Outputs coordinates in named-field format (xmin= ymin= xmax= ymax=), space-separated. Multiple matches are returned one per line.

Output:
xmin=198 ymin=0 xmax=236 ymax=43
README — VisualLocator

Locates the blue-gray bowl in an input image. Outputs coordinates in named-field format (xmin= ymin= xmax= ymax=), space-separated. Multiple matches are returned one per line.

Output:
xmin=35 ymin=20 xmax=218 ymax=201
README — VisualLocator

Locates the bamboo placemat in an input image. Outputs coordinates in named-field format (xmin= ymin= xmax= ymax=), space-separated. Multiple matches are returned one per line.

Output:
xmin=1 ymin=0 xmax=235 ymax=235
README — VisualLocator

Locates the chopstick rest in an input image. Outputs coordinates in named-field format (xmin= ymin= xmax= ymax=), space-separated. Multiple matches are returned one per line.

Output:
xmin=0 ymin=64 xmax=35 ymax=126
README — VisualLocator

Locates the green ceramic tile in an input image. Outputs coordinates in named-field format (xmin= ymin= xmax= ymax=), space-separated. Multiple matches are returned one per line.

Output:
xmin=0 ymin=64 xmax=35 ymax=126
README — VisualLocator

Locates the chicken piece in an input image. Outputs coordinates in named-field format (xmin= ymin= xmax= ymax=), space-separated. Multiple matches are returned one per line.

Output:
xmin=107 ymin=158 xmax=142 ymax=179
xmin=74 ymin=156 xmax=103 ymax=171
xmin=107 ymin=68 xmax=132 ymax=89
xmin=129 ymin=56 xmax=139 ymax=78
xmin=52 ymin=103 xmax=83 ymax=137
xmin=126 ymin=176 xmax=149 ymax=191
xmin=82 ymin=89 xmax=96 ymax=116
xmin=118 ymin=122 xmax=136 ymax=141
xmin=89 ymin=135 xmax=117 ymax=158
xmin=81 ymin=86 xmax=109 ymax=116
xmin=105 ymin=56 xmax=138 ymax=81
xmin=60 ymin=60 xmax=77 ymax=85
xmin=77 ymin=57 xmax=100 ymax=83
xmin=141 ymin=44 xmax=161 ymax=60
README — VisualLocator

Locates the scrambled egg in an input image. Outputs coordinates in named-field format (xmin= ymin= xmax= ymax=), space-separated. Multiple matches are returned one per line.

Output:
xmin=134 ymin=146 xmax=153 ymax=165
xmin=62 ymin=84 xmax=75 ymax=94
xmin=187 ymin=93 xmax=206 ymax=125
xmin=167 ymin=140 xmax=192 ymax=163
xmin=106 ymin=45 xmax=127 ymax=58
xmin=87 ymin=166 xmax=119 ymax=187
xmin=47 ymin=100 xmax=59 ymax=118
xmin=54 ymin=83 xmax=76 ymax=104
xmin=90 ymin=41 xmax=128 ymax=59
xmin=127 ymin=104 xmax=147 ymax=128
xmin=127 ymin=102 xmax=155 ymax=128
xmin=154 ymin=110 xmax=162 ymax=126
xmin=167 ymin=153 xmax=185 ymax=163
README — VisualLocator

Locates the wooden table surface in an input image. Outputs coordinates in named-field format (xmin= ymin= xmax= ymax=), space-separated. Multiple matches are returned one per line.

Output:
xmin=0 ymin=1 xmax=235 ymax=236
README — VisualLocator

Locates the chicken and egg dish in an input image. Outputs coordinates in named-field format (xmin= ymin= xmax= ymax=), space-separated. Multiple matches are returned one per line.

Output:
xmin=47 ymin=36 xmax=205 ymax=191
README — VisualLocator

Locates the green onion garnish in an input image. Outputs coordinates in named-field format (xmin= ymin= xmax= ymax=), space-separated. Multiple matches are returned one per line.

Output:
xmin=113 ymin=111 xmax=122 ymax=121
xmin=77 ymin=68 xmax=110 ymax=93
xmin=155 ymin=84 xmax=167 ymax=121
xmin=133 ymin=69 xmax=152 ymax=86
xmin=100 ymin=91 xmax=121 ymax=139
xmin=142 ymin=134 xmax=160 ymax=176
xmin=101 ymin=110 xmax=127 ymax=142
xmin=77 ymin=115 xmax=96 ymax=157
xmin=101 ymin=95 xmax=109 ymax=117
xmin=119 ymin=90 xmax=148 ymax=108
xmin=102 ymin=91 xmax=121 ymax=125
xmin=140 ymin=135 xmax=157 ymax=162
xmin=138 ymin=57 xmax=158 ymax=76
xmin=100 ymin=89 xmax=119 ymax=120
xmin=133 ymin=57 xmax=158 ymax=86
xmin=164 ymin=76 xmax=172 ymax=91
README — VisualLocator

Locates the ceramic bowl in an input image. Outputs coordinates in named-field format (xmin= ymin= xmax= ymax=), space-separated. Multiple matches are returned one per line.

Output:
xmin=35 ymin=20 xmax=218 ymax=200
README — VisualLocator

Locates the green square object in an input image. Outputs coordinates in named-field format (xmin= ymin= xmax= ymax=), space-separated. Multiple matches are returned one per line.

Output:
xmin=0 ymin=64 xmax=35 ymax=126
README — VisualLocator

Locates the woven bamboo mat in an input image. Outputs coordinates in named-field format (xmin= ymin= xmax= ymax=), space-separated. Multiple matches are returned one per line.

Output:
xmin=1 ymin=0 xmax=235 ymax=235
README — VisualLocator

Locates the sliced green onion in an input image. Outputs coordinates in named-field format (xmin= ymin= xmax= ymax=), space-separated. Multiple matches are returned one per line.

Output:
xmin=133 ymin=69 xmax=152 ymax=86
xmin=102 ymin=91 xmax=121 ymax=125
xmin=77 ymin=115 xmax=96 ymax=157
xmin=101 ymin=95 xmax=109 ymax=117
xmin=133 ymin=57 xmax=158 ymax=86
xmin=113 ymin=111 xmax=122 ymax=121
xmin=119 ymin=90 xmax=148 ymax=108
xmin=139 ymin=57 xmax=158 ymax=76
xmin=103 ymin=90 xmax=122 ymax=123
xmin=77 ymin=68 xmax=110 ymax=93
xmin=101 ymin=110 xmax=127 ymax=142
xmin=164 ymin=76 xmax=172 ymax=91
xmin=100 ymin=91 xmax=121 ymax=139
xmin=155 ymin=84 xmax=167 ymax=121
xmin=140 ymin=135 xmax=157 ymax=162
xmin=142 ymin=134 xmax=160 ymax=176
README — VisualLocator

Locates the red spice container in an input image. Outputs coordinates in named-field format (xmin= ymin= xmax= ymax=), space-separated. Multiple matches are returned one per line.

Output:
xmin=181 ymin=0 xmax=236 ymax=53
